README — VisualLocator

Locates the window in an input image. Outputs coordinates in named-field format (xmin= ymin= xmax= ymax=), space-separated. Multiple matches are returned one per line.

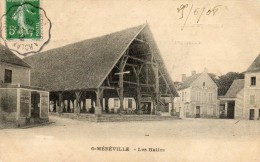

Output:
xmin=203 ymin=82 xmax=206 ymax=87
xmin=4 ymin=69 xmax=12 ymax=83
xmin=251 ymin=77 xmax=256 ymax=86
xmin=182 ymin=92 xmax=184 ymax=102
xmin=128 ymin=99 xmax=133 ymax=108
xmin=114 ymin=98 xmax=119 ymax=107
xmin=250 ymin=95 xmax=255 ymax=105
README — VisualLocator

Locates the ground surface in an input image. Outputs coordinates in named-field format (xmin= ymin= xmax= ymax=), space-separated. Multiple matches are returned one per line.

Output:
xmin=0 ymin=116 xmax=260 ymax=162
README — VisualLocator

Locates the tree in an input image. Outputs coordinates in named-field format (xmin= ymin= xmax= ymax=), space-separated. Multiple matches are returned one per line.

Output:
xmin=216 ymin=72 xmax=244 ymax=96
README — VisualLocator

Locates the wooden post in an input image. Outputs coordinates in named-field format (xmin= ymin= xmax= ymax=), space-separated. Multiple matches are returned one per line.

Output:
xmin=58 ymin=92 xmax=63 ymax=113
xmin=82 ymin=91 xmax=86 ymax=111
xmin=95 ymin=89 xmax=103 ymax=115
xmin=133 ymin=66 xmax=141 ymax=112
xmin=136 ymin=77 xmax=141 ymax=112
xmin=67 ymin=100 xmax=70 ymax=112
xmin=105 ymin=97 xmax=109 ymax=113
xmin=151 ymin=95 xmax=156 ymax=114
xmin=118 ymin=56 xmax=128 ymax=112
xmin=119 ymin=70 xmax=124 ymax=112
xmin=153 ymin=64 xmax=160 ymax=114
xmin=171 ymin=96 xmax=175 ymax=116
xmin=54 ymin=100 xmax=57 ymax=112
xmin=225 ymin=101 xmax=228 ymax=117
xmin=75 ymin=91 xmax=82 ymax=114
xmin=100 ymin=91 xmax=104 ymax=112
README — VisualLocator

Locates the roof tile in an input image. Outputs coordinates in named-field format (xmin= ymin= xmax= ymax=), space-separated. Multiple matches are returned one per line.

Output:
xmin=245 ymin=54 xmax=260 ymax=73
xmin=24 ymin=24 xmax=178 ymax=97
xmin=225 ymin=79 xmax=244 ymax=98
xmin=0 ymin=45 xmax=31 ymax=68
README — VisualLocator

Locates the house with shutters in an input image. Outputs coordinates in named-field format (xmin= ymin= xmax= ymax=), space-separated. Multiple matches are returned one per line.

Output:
xmin=0 ymin=45 xmax=49 ymax=128
xmin=174 ymin=69 xmax=219 ymax=118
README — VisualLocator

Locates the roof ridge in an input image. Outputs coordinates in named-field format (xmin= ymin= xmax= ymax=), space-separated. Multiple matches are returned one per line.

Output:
xmin=181 ymin=73 xmax=202 ymax=82
xmin=177 ymin=73 xmax=202 ymax=90
xmin=25 ymin=24 xmax=146 ymax=58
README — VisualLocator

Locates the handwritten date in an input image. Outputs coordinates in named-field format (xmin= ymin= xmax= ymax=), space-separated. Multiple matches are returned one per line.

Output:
xmin=177 ymin=4 xmax=222 ymax=30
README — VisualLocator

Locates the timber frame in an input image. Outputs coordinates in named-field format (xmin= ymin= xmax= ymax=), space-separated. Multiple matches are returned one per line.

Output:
xmin=50 ymin=27 xmax=175 ymax=115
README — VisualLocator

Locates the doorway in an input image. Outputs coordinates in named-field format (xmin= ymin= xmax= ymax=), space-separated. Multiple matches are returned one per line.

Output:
xmin=249 ymin=109 xmax=255 ymax=120
xmin=227 ymin=101 xmax=235 ymax=119
xmin=196 ymin=106 xmax=200 ymax=118
xmin=140 ymin=102 xmax=152 ymax=114
xmin=31 ymin=92 xmax=40 ymax=118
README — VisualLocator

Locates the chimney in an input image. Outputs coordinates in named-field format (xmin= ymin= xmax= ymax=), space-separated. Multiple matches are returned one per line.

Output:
xmin=182 ymin=74 xmax=186 ymax=82
xmin=191 ymin=70 xmax=196 ymax=76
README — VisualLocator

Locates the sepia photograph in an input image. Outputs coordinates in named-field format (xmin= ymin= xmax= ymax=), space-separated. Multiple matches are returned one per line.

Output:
xmin=0 ymin=0 xmax=259 ymax=162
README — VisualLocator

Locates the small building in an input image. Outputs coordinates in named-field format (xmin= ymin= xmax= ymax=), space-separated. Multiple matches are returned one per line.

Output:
xmin=218 ymin=79 xmax=244 ymax=119
xmin=244 ymin=54 xmax=260 ymax=120
xmin=23 ymin=24 xmax=178 ymax=118
xmin=0 ymin=45 xmax=49 ymax=128
xmin=174 ymin=69 xmax=219 ymax=118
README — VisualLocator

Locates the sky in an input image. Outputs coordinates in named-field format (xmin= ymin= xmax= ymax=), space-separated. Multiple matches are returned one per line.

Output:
xmin=3 ymin=0 xmax=260 ymax=81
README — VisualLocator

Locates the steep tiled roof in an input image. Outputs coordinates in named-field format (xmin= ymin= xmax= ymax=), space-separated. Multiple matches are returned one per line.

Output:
xmin=225 ymin=79 xmax=244 ymax=98
xmin=0 ymin=44 xmax=31 ymax=68
xmin=24 ymin=24 xmax=178 ymax=96
xmin=177 ymin=73 xmax=219 ymax=91
xmin=245 ymin=54 xmax=260 ymax=73
xmin=177 ymin=73 xmax=201 ymax=90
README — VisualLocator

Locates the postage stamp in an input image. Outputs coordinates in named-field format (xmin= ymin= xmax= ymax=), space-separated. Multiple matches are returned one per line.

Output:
xmin=6 ymin=0 xmax=41 ymax=40
xmin=0 ymin=0 xmax=51 ymax=56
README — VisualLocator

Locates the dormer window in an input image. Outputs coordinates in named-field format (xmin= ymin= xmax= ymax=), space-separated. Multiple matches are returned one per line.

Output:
xmin=251 ymin=77 xmax=256 ymax=86
xmin=4 ymin=69 xmax=12 ymax=83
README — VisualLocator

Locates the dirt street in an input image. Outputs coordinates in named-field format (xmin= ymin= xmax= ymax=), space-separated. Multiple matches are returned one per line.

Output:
xmin=0 ymin=116 xmax=260 ymax=162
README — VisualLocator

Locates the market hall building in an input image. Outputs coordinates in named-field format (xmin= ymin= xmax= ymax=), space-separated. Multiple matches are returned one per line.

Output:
xmin=0 ymin=45 xmax=49 ymax=128
xmin=24 ymin=24 xmax=179 ymax=119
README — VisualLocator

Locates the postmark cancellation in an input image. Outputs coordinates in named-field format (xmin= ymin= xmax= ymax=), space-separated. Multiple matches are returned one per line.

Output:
xmin=0 ymin=0 xmax=51 ymax=56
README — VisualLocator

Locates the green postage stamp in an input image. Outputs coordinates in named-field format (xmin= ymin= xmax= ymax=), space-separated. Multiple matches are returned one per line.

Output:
xmin=6 ymin=0 xmax=41 ymax=40
xmin=0 ymin=0 xmax=51 ymax=56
